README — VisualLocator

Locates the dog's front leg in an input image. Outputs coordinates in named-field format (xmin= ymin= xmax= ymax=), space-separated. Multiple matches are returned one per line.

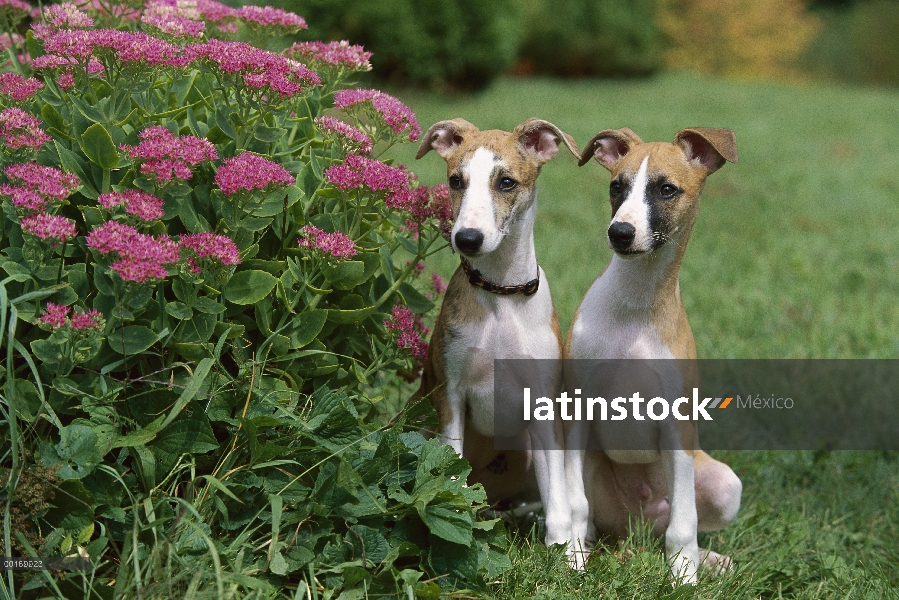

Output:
xmin=437 ymin=385 xmax=466 ymax=456
xmin=564 ymin=419 xmax=591 ymax=568
xmin=529 ymin=419 xmax=572 ymax=551
xmin=661 ymin=447 xmax=700 ymax=585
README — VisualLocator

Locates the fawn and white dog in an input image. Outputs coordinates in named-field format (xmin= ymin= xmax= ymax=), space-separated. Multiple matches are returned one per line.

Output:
xmin=563 ymin=127 xmax=743 ymax=581
xmin=414 ymin=118 xmax=580 ymax=551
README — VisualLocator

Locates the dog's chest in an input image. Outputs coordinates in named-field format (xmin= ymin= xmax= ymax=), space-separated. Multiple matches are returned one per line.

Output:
xmin=443 ymin=289 xmax=559 ymax=390
xmin=569 ymin=305 xmax=674 ymax=360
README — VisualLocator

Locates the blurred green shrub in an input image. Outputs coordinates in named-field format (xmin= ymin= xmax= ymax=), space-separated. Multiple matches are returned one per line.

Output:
xmin=228 ymin=0 xmax=526 ymax=89
xmin=517 ymin=0 xmax=662 ymax=77
xmin=806 ymin=0 xmax=899 ymax=87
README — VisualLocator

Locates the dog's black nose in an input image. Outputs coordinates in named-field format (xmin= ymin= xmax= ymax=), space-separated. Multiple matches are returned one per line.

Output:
xmin=454 ymin=228 xmax=484 ymax=254
xmin=608 ymin=221 xmax=636 ymax=251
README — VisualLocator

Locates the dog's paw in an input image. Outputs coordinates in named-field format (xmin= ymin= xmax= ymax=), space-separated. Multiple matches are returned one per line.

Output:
xmin=699 ymin=548 xmax=733 ymax=576
xmin=567 ymin=548 xmax=590 ymax=571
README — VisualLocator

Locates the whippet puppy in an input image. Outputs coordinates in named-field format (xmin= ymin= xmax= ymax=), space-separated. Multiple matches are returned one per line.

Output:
xmin=563 ymin=128 xmax=743 ymax=581
xmin=415 ymin=118 xmax=580 ymax=553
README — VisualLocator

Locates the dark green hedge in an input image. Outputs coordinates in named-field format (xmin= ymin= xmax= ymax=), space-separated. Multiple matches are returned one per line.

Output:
xmin=518 ymin=0 xmax=662 ymax=77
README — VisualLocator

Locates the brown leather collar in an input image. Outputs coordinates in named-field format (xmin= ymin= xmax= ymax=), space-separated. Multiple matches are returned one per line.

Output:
xmin=460 ymin=257 xmax=540 ymax=296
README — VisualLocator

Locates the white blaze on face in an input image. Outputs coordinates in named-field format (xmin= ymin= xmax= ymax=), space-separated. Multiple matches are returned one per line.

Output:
xmin=452 ymin=147 xmax=504 ymax=253
xmin=611 ymin=156 xmax=652 ymax=251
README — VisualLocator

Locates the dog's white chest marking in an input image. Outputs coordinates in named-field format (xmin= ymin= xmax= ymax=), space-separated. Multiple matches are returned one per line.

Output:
xmin=568 ymin=253 xmax=676 ymax=361
xmin=446 ymin=286 xmax=558 ymax=438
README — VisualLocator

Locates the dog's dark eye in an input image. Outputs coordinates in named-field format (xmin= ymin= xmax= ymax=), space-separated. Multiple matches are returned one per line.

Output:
xmin=498 ymin=177 xmax=518 ymax=192
xmin=660 ymin=183 xmax=679 ymax=199
xmin=448 ymin=175 xmax=463 ymax=190
xmin=610 ymin=180 xmax=622 ymax=195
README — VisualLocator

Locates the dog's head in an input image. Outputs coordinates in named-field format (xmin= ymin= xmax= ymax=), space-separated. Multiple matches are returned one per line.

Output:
xmin=579 ymin=128 xmax=738 ymax=257
xmin=416 ymin=118 xmax=578 ymax=257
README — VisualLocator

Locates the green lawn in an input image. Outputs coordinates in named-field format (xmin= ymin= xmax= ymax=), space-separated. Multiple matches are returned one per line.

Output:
xmin=385 ymin=73 xmax=899 ymax=598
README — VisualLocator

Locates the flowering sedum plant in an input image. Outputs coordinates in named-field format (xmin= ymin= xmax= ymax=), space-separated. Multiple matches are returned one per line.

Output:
xmin=0 ymin=2 xmax=509 ymax=597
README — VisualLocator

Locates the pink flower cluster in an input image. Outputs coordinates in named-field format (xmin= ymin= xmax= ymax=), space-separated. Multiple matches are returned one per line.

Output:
xmin=72 ymin=0 xmax=140 ymax=23
xmin=180 ymin=232 xmax=240 ymax=273
xmin=185 ymin=39 xmax=320 ymax=97
xmin=314 ymin=116 xmax=372 ymax=155
xmin=86 ymin=221 xmax=180 ymax=283
xmin=384 ymin=305 xmax=429 ymax=366
xmin=0 ymin=0 xmax=30 ymax=18
xmin=31 ymin=54 xmax=105 ymax=90
xmin=431 ymin=273 xmax=447 ymax=296
xmin=20 ymin=214 xmax=78 ymax=245
xmin=43 ymin=2 xmax=95 ymax=28
xmin=40 ymin=302 xmax=103 ymax=331
xmin=98 ymin=190 xmax=165 ymax=222
xmin=286 ymin=41 xmax=372 ymax=71
xmin=142 ymin=1 xmax=206 ymax=38
xmin=5 ymin=162 xmax=80 ymax=198
xmin=214 ymin=152 xmax=293 ymax=196
xmin=334 ymin=89 xmax=421 ymax=141
xmin=235 ymin=5 xmax=306 ymax=29
xmin=0 ymin=108 xmax=51 ymax=152
xmin=0 ymin=73 xmax=43 ymax=101
xmin=0 ymin=162 xmax=80 ymax=213
xmin=297 ymin=225 xmax=357 ymax=261
xmin=121 ymin=126 xmax=217 ymax=183
xmin=396 ymin=184 xmax=454 ymax=238
xmin=40 ymin=28 xmax=185 ymax=67
xmin=195 ymin=0 xmax=238 ymax=23
xmin=39 ymin=302 xmax=69 ymax=329
xmin=324 ymin=154 xmax=411 ymax=203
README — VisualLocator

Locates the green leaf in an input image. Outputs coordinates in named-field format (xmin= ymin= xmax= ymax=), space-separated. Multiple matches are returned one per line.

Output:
xmin=81 ymin=123 xmax=120 ymax=169
xmin=107 ymin=325 xmax=158 ymax=355
xmin=44 ymin=480 xmax=95 ymax=531
xmin=288 ymin=309 xmax=326 ymax=348
xmin=166 ymin=301 xmax=193 ymax=320
xmin=214 ymin=106 xmax=237 ymax=140
xmin=111 ymin=415 xmax=165 ymax=449
xmin=43 ymin=423 xmax=103 ymax=479
xmin=41 ymin=104 xmax=66 ymax=131
xmin=399 ymin=282 xmax=435 ymax=314
xmin=149 ymin=415 xmax=218 ymax=466
xmin=323 ymin=260 xmax=365 ymax=290
xmin=193 ymin=297 xmax=225 ymax=314
xmin=213 ymin=322 xmax=244 ymax=339
xmin=69 ymin=95 xmax=105 ymax=124
xmin=26 ymin=30 xmax=44 ymax=61
xmin=222 ymin=270 xmax=277 ymax=305
xmin=241 ymin=216 xmax=273 ymax=231
xmin=428 ymin=537 xmax=479 ymax=590
xmin=379 ymin=245 xmax=395 ymax=284
xmin=326 ymin=306 xmax=374 ymax=324
xmin=159 ymin=357 xmax=214 ymax=429
xmin=396 ymin=233 xmax=418 ymax=254
xmin=171 ymin=342 xmax=213 ymax=361
xmin=254 ymin=125 xmax=287 ymax=142
xmin=421 ymin=503 xmax=473 ymax=545
xmin=206 ymin=125 xmax=228 ymax=144
xmin=54 ymin=141 xmax=98 ymax=199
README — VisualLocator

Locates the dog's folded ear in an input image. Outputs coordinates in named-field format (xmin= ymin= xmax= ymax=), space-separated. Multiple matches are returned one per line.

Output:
xmin=415 ymin=119 xmax=479 ymax=160
xmin=674 ymin=128 xmax=738 ymax=173
xmin=513 ymin=119 xmax=580 ymax=164
xmin=579 ymin=128 xmax=643 ymax=169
